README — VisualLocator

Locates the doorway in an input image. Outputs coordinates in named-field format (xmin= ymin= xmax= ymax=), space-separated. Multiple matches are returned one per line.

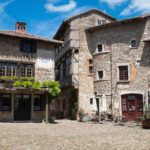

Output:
xmin=121 ymin=94 xmax=143 ymax=120
xmin=14 ymin=94 xmax=31 ymax=121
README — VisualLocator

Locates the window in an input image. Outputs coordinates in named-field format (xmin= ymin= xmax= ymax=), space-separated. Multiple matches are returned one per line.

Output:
xmin=0 ymin=62 xmax=17 ymax=77
xmin=34 ymin=95 xmax=45 ymax=111
xmin=56 ymin=65 xmax=60 ymax=80
xmin=119 ymin=66 xmax=129 ymax=81
xmin=63 ymin=60 xmax=66 ymax=77
xmin=97 ymin=71 xmax=104 ymax=80
xmin=130 ymin=39 xmax=137 ymax=48
xmin=20 ymin=64 xmax=34 ymax=77
xmin=20 ymin=40 xmax=37 ymax=53
xmin=89 ymin=59 xmax=93 ymax=74
xmin=97 ymin=20 xmax=106 ymax=26
xmin=1 ymin=94 xmax=11 ymax=111
xmin=97 ymin=44 xmax=103 ymax=53
xmin=90 ymin=98 xmax=93 ymax=105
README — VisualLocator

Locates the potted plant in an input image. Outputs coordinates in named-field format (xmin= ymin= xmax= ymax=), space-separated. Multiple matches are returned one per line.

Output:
xmin=78 ymin=109 xmax=84 ymax=122
xmin=142 ymin=105 xmax=150 ymax=129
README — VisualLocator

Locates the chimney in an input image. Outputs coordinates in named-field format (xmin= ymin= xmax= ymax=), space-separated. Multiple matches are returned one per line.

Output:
xmin=15 ymin=22 xmax=26 ymax=33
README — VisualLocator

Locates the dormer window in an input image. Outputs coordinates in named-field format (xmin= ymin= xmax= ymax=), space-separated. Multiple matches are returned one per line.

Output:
xmin=97 ymin=20 xmax=106 ymax=26
xmin=130 ymin=39 xmax=137 ymax=48
xmin=96 ymin=44 xmax=103 ymax=53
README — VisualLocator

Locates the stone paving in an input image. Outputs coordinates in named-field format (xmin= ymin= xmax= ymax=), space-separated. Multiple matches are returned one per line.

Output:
xmin=0 ymin=120 xmax=150 ymax=150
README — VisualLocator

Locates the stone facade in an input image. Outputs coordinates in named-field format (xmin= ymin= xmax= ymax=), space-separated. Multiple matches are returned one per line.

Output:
xmin=0 ymin=27 xmax=62 ymax=122
xmin=88 ymin=16 xmax=150 ymax=118
xmin=54 ymin=9 xmax=115 ymax=118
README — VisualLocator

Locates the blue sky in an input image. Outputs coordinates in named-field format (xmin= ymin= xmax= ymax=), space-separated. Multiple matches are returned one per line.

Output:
xmin=0 ymin=0 xmax=150 ymax=38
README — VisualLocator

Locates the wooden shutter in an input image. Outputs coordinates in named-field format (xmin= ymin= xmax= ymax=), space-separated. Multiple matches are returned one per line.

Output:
xmin=31 ymin=41 xmax=37 ymax=53
xmin=20 ymin=40 xmax=25 ymax=52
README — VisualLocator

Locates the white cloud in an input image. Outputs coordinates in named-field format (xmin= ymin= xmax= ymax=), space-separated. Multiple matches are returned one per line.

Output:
xmin=63 ymin=6 xmax=90 ymax=20
xmin=0 ymin=0 xmax=14 ymax=13
xmin=45 ymin=0 xmax=77 ymax=13
xmin=100 ymin=0 xmax=127 ymax=8
xmin=121 ymin=0 xmax=150 ymax=16
xmin=0 ymin=0 xmax=15 ymax=30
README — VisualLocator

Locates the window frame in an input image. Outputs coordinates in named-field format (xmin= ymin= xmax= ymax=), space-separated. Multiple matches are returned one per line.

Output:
xmin=130 ymin=39 xmax=137 ymax=48
xmin=20 ymin=63 xmax=34 ymax=78
xmin=1 ymin=94 xmax=11 ymax=111
xmin=90 ymin=98 xmax=93 ymax=105
xmin=97 ymin=70 xmax=105 ymax=80
xmin=0 ymin=62 xmax=17 ymax=77
xmin=96 ymin=44 xmax=104 ymax=53
xmin=34 ymin=95 xmax=45 ymax=111
xmin=96 ymin=19 xmax=106 ymax=26
xmin=118 ymin=64 xmax=130 ymax=82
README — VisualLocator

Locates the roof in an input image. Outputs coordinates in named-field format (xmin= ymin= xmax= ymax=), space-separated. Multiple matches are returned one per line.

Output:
xmin=54 ymin=8 xmax=117 ymax=39
xmin=87 ymin=15 xmax=149 ymax=32
xmin=0 ymin=30 xmax=63 ymax=44
xmin=143 ymin=37 xmax=150 ymax=42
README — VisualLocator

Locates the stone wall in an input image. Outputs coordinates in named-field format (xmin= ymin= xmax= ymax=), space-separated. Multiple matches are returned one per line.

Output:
xmin=0 ymin=36 xmax=55 ymax=81
xmin=74 ymin=12 xmax=114 ymax=114
xmin=90 ymin=18 xmax=150 ymax=115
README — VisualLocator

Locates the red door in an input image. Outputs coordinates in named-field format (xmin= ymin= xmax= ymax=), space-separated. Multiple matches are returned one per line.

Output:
xmin=121 ymin=94 xmax=143 ymax=121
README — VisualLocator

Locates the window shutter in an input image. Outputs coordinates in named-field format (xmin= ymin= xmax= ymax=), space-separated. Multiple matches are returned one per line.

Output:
xmin=31 ymin=41 xmax=37 ymax=53
xmin=20 ymin=40 xmax=24 ymax=52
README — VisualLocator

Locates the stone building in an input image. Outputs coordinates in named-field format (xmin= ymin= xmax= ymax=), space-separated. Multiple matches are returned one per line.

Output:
xmin=0 ymin=22 xmax=62 ymax=122
xmin=87 ymin=15 xmax=150 ymax=120
xmin=54 ymin=9 xmax=150 ymax=121
xmin=54 ymin=9 xmax=116 ymax=118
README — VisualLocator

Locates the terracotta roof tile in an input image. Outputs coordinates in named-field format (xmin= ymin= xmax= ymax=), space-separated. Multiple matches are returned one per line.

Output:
xmin=0 ymin=30 xmax=63 ymax=44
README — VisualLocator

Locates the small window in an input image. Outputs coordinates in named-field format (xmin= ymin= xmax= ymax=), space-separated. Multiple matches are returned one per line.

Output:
xmin=1 ymin=94 xmax=11 ymax=111
xmin=97 ymin=71 xmax=104 ymax=80
xmin=90 ymin=98 xmax=93 ymax=105
xmin=97 ymin=20 xmax=106 ymax=26
xmin=130 ymin=39 xmax=137 ymax=48
xmin=119 ymin=66 xmax=129 ymax=81
xmin=89 ymin=59 xmax=93 ymax=74
xmin=34 ymin=95 xmax=45 ymax=111
xmin=97 ymin=44 xmax=103 ymax=53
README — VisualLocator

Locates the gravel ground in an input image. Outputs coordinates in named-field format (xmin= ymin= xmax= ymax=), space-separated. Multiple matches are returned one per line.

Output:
xmin=0 ymin=120 xmax=150 ymax=150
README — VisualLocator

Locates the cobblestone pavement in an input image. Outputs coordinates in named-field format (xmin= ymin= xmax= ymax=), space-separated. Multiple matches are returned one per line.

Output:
xmin=0 ymin=120 xmax=150 ymax=150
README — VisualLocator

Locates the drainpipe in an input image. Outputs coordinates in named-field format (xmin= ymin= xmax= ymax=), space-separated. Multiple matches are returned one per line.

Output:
xmin=110 ymin=42 xmax=113 ymax=115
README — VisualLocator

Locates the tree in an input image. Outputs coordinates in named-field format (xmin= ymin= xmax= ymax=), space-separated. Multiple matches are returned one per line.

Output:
xmin=42 ymin=81 xmax=61 ymax=123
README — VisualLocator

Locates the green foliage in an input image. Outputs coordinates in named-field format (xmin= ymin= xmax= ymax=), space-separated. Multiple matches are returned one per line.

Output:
xmin=0 ymin=76 xmax=17 ymax=82
xmin=13 ymin=79 xmax=61 ymax=101
xmin=42 ymin=81 xmax=61 ymax=102
xmin=32 ymin=81 xmax=41 ymax=90
xmin=78 ymin=108 xmax=85 ymax=122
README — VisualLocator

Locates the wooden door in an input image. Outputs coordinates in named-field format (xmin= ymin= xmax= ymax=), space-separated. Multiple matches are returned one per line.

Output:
xmin=122 ymin=94 xmax=143 ymax=121
xmin=14 ymin=94 xmax=31 ymax=121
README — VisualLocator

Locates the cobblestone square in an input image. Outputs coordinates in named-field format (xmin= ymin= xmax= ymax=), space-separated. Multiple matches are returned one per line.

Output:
xmin=0 ymin=120 xmax=150 ymax=150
